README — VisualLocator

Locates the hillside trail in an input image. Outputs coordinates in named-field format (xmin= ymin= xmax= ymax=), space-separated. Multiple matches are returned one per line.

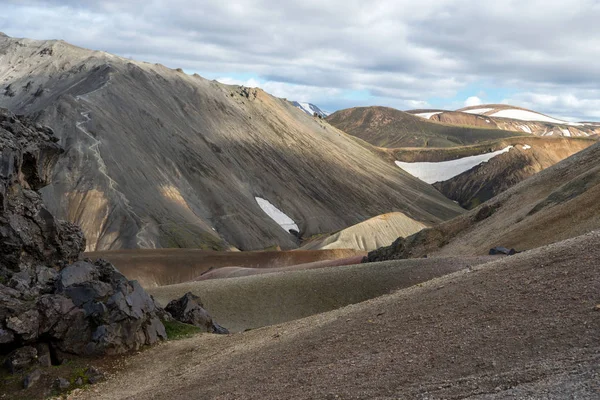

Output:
xmin=75 ymin=81 xmax=156 ymax=249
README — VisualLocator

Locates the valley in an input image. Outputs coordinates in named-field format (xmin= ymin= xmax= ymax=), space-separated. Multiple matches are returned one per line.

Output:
xmin=1 ymin=26 xmax=600 ymax=400
xmin=0 ymin=35 xmax=462 ymax=253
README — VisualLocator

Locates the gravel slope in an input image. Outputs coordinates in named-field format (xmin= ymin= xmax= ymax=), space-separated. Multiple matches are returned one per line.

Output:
xmin=75 ymin=231 xmax=600 ymax=399
xmin=148 ymin=256 xmax=494 ymax=332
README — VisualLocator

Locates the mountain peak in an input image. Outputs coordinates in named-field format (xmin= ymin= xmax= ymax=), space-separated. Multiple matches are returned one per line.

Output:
xmin=290 ymin=101 xmax=329 ymax=117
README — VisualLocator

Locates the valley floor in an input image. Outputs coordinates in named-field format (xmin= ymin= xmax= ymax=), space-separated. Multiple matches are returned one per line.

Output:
xmin=75 ymin=231 xmax=600 ymax=399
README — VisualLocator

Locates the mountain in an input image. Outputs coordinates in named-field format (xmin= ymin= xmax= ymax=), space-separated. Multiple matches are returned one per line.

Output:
xmin=0 ymin=34 xmax=463 ymax=251
xmin=367 ymin=141 xmax=600 ymax=261
xmin=389 ymin=136 xmax=594 ymax=209
xmin=432 ymin=137 xmax=595 ymax=208
xmin=290 ymin=101 xmax=329 ymax=117
xmin=300 ymin=211 xmax=428 ymax=251
xmin=327 ymin=106 xmax=524 ymax=148
xmin=408 ymin=104 xmax=600 ymax=138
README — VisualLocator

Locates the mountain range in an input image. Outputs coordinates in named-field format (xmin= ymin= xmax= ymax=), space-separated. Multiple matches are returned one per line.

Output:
xmin=409 ymin=104 xmax=600 ymax=137
xmin=2 ymin=31 xmax=600 ymax=400
xmin=0 ymin=33 xmax=462 ymax=252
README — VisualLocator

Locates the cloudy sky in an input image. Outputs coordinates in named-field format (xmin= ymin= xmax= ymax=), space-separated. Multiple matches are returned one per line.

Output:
xmin=2 ymin=0 xmax=600 ymax=119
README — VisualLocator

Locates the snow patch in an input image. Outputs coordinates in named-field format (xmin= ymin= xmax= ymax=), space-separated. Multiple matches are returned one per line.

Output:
xmin=462 ymin=108 xmax=493 ymax=115
xmin=490 ymin=109 xmax=583 ymax=126
xmin=395 ymin=146 xmax=514 ymax=184
xmin=255 ymin=197 xmax=299 ymax=233
xmin=522 ymin=144 xmax=532 ymax=150
xmin=520 ymin=125 xmax=532 ymax=134
xmin=299 ymin=102 xmax=313 ymax=114
xmin=561 ymin=128 xmax=571 ymax=137
xmin=414 ymin=112 xmax=442 ymax=119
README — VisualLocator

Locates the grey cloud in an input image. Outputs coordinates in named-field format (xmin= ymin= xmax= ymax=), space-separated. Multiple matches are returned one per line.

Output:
xmin=1 ymin=0 xmax=600 ymax=117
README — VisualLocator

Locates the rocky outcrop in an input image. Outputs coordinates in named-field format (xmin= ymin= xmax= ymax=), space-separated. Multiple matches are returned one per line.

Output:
xmin=166 ymin=292 xmax=229 ymax=334
xmin=0 ymin=109 xmax=166 ymax=367
xmin=364 ymin=228 xmax=446 ymax=263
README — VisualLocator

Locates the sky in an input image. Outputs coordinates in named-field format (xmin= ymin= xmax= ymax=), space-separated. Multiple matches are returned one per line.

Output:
xmin=2 ymin=0 xmax=600 ymax=120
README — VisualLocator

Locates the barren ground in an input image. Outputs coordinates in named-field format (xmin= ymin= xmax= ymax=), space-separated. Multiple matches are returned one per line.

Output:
xmin=84 ymin=248 xmax=363 ymax=287
xmin=148 ymin=256 xmax=495 ymax=332
xmin=74 ymin=231 xmax=599 ymax=399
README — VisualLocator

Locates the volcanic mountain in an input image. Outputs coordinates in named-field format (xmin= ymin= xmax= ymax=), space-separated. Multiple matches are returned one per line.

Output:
xmin=0 ymin=34 xmax=462 ymax=251
xmin=409 ymin=104 xmax=600 ymax=138
xmin=327 ymin=104 xmax=596 ymax=212
xmin=326 ymin=106 xmax=523 ymax=148
xmin=390 ymin=136 xmax=595 ymax=209
xmin=290 ymin=101 xmax=328 ymax=117
xmin=368 ymin=141 xmax=600 ymax=261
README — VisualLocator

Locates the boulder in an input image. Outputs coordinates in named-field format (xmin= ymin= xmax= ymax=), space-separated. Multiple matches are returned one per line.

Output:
xmin=55 ymin=377 xmax=70 ymax=390
xmin=489 ymin=247 xmax=517 ymax=256
xmin=23 ymin=368 xmax=42 ymax=389
xmin=5 ymin=346 xmax=37 ymax=373
xmin=85 ymin=366 xmax=105 ymax=384
xmin=166 ymin=292 xmax=229 ymax=334
xmin=0 ymin=110 xmax=167 ymax=370
xmin=36 ymin=343 xmax=52 ymax=367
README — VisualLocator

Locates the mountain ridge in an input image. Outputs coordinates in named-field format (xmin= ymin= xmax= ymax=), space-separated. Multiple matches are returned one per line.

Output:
xmin=0 ymin=34 xmax=463 ymax=251
xmin=408 ymin=104 xmax=600 ymax=137
xmin=327 ymin=106 xmax=525 ymax=148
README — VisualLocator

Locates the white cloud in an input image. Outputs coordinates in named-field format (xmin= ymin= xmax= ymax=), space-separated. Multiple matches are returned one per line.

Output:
xmin=215 ymin=77 xmax=341 ymax=103
xmin=464 ymin=96 xmax=483 ymax=107
xmin=502 ymin=90 xmax=600 ymax=121
xmin=1 ymin=0 xmax=600 ymax=118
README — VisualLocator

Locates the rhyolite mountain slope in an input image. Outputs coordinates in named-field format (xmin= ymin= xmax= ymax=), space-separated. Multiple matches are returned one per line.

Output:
xmin=327 ymin=106 xmax=524 ymax=148
xmin=433 ymin=137 xmax=594 ymax=208
xmin=301 ymin=212 xmax=427 ymax=251
xmin=0 ymin=34 xmax=463 ymax=251
xmin=367 ymin=141 xmax=600 ymax=261
xmin=409 ymin=104 xmax=600 ymax=138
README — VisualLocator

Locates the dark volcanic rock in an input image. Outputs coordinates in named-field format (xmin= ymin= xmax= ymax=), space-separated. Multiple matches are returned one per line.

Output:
xmin=365 ymin=228 xmax=446 ymax=263
xmin=55 ymin=377 xmax=70 ymax=390
xmin=0 ymin=109 xmax=166 ymax=369
xmin=23 ymin=368 xmax=42 ymax=389
xmin=85 ymin=366 xmax=105 ymax=384
xmin=489 ymin=247 xmax=517 ymax=256
xmin=166 ymin=292 xmax=229 ymax=334
xmin=5 ymin=346 xmax=37 ymax=373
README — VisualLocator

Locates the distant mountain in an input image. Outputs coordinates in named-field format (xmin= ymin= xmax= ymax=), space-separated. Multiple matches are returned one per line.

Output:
xmin=290 ymin=101 xmax=329 ymax=117
xmin=367 ymin=140 xmax=600 ymax=261
xmin=430 ymin=137 xmax=595 ymax=209
xmin=327 ymin=106 xmax=522 ymax=148
xmin=407 ymin=104 xmax=600 ymax=138
xmin=0 ymin=34 xmax=463 ymax=251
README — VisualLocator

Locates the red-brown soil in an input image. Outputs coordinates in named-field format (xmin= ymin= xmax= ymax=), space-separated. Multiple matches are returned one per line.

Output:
xmin=84 ymin=248 xmax=363 ymax=287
